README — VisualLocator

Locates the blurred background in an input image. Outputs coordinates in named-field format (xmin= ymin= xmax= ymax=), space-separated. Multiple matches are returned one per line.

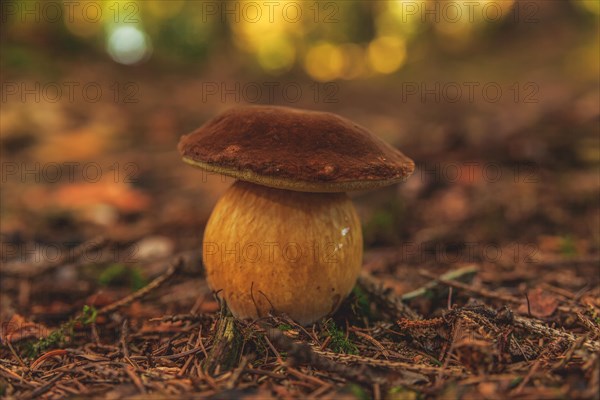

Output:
xmin=1 ymin=0 xmax=599 ymax=307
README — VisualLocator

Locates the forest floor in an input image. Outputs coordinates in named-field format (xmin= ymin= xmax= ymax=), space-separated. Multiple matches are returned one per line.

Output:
xmin=1 ymin=36 xmax=599 ymax=398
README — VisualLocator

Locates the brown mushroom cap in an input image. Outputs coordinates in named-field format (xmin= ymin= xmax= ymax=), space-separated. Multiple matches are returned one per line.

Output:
xmin=178 ymin=105 xmax=415 ymax=192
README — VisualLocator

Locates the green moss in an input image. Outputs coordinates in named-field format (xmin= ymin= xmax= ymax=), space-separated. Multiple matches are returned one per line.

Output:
xmin=25 ymin=305 xmax=97 ymax=358
xmin=388 ymin=386 xmax=422 ymax=400
xmin=347 ymin=383 xmax=370 ymax=400
xmin=325 ymin=321 xmax=358 ymax=355
xmin=277 ymin=324 xmax=293 ymax=331
xmin=560 ymin=235 xmax=577 ymax=258
xmin=428 ymin=356 xmax=443 ymax=367
xmin=351 ymin=286 xmax=371 ymax=318
xmin=99 ymin=264 xmax=146 ymax=290
xmin=509 ymin=376 xmax=524 ymax=388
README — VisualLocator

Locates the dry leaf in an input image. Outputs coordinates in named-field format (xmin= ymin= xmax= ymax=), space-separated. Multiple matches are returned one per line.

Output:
xmin=52 ymin=180 xmax=150 ymax=213
xmin=0 ymin=313 xmax=49 ymax=344
xmin=518 ymin=288 xmax=559 ymax=318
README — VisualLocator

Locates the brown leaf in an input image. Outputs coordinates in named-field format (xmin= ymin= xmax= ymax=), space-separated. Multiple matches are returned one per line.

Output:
xmin=518 ymin=288 xmax=559 ymax=318
xmin=52 ymin=180 xmax=150 ymax=213
xmin=0 ymin=313 xmax=49 ymax=344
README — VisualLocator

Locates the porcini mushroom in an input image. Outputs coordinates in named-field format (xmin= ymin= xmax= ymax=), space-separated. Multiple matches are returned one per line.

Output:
xmin=178 ymin=106 xmax=414 ymax=325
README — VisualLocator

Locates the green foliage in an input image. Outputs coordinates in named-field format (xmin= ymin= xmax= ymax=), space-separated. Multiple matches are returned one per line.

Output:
xmin=277 ymin=324 xmax=292 ymax=331
xmin=509 ymin=376 xmax=524 ymax=388
xmin=82 ymin=305 xmax=98 ymax=325
xmin=388 ymin=386 xmax=422 ymax=400
xmin=99 ymin=264 xmax=146 ymax=290
xmin=346 ymin=383 xmax=370 ymax=400
xmin=25 ymin=305 xmax=97 ymax=358
xmin=362 ymin=198 xmax=406 ymax=245
xmin=364 ymin=210 xmax=395 ymax=243
xmin=325 ymin=321 xmax=358 ymax=355
xmin=560 ymin=235 xmax=578 ymax=258
xmin=351 ymin=286 xmax=371 ymax=318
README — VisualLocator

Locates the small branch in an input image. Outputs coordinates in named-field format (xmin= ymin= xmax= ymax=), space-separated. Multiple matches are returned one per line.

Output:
xmin=418 ymin=268 xmax=587 ymax=315
xmin=358 ymin=273 xmax=421 ymax=320
xmin=403 ymin=265 xmax=479 ymax=302
xmin=418 ymin=268 xmax=600 ymax=352
xmin=513 ymin=316 xmax=599 ymax=352
xmin=98 ymin=257 xmax=184 ymax=315
xmin=264 ymin=326 xmax=387 ymax=384
xmin=2 ymin=237 xmax=109 ymax=278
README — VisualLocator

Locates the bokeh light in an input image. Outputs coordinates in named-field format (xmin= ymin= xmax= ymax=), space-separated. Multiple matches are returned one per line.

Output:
xmin=367 ymin=36 xmax=406 ymax=74
xmin=575 ymin=0 xmax=600 ymax=15
xmin=256 ymin=36 xmax=296 ymax=73
xmin=0 ymin=0 xmax=594 ymax=78
xmin=304 ymin=42 xmax=345 ymax=81
xmin=107 ymin=25 xmax=152 ymax=65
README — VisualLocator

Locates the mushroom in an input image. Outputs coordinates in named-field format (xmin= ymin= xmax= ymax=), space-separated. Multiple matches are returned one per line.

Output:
xmin=178 ymin=106 xmax=414 ymax=325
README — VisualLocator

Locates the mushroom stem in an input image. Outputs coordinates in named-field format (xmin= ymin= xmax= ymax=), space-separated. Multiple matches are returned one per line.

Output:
xmin=202 ymin=180 xmax=363 ymax=325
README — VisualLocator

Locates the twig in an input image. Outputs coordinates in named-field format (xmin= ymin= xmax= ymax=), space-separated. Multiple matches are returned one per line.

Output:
xmin=98 ymin=257 xmax=184 ymax=315
xmin=153 ymin=346 xmax=206 ymax=360
xmin=30 ymin=349 xmax=68 ymax=371
xmin=435 ymin=319 xmax=464 ymax=388
xmin=0 ymin=364 xmax=34 ymax=386
xmin=312 ymin=347 xmax=464 ymax=377
xmin=418 ymin=269 xmax=600 ymax=351
xmin=514 ymin=338 xmax=564 ymax=394
xmin=514 ymin=316 xmax=599 ymax=352
xmin=514 ymin=356 xmax=543 ymax=394
xmin=358 ymin=273 xmax=421 ymax=320
xmin=18 ymin=372 xmax=65 ymax=400
xmin=553 ymin=334 xmax=589 ymax=370
xmin=525 ymin=291 xmax=532 ymax=317
xmin=352 ymin=330 xmax=390 ymax=358
xmin=179 ymin=328 xmax=206 ymax=376
xmin=266 ymin=326 xmax=457 ymax=384
xmin=124 ymin=363 xmax=146 ymax=394
xmin=403 ymin=265 xmax=479 ymax=301
xmin=575 ymin=311 xmax=600 ymax=337
xmin=418 ymin=269 xmax=577 ymax=314
xmin=417 ymin=268 xmax=516 ymax=304
xmin=225 ymin=355 xmax=249 ymax=390
xmin=264 ymin=326 xmax=386 ymax=384
xmin=2 ymin=237 xmax=109 ymax=278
